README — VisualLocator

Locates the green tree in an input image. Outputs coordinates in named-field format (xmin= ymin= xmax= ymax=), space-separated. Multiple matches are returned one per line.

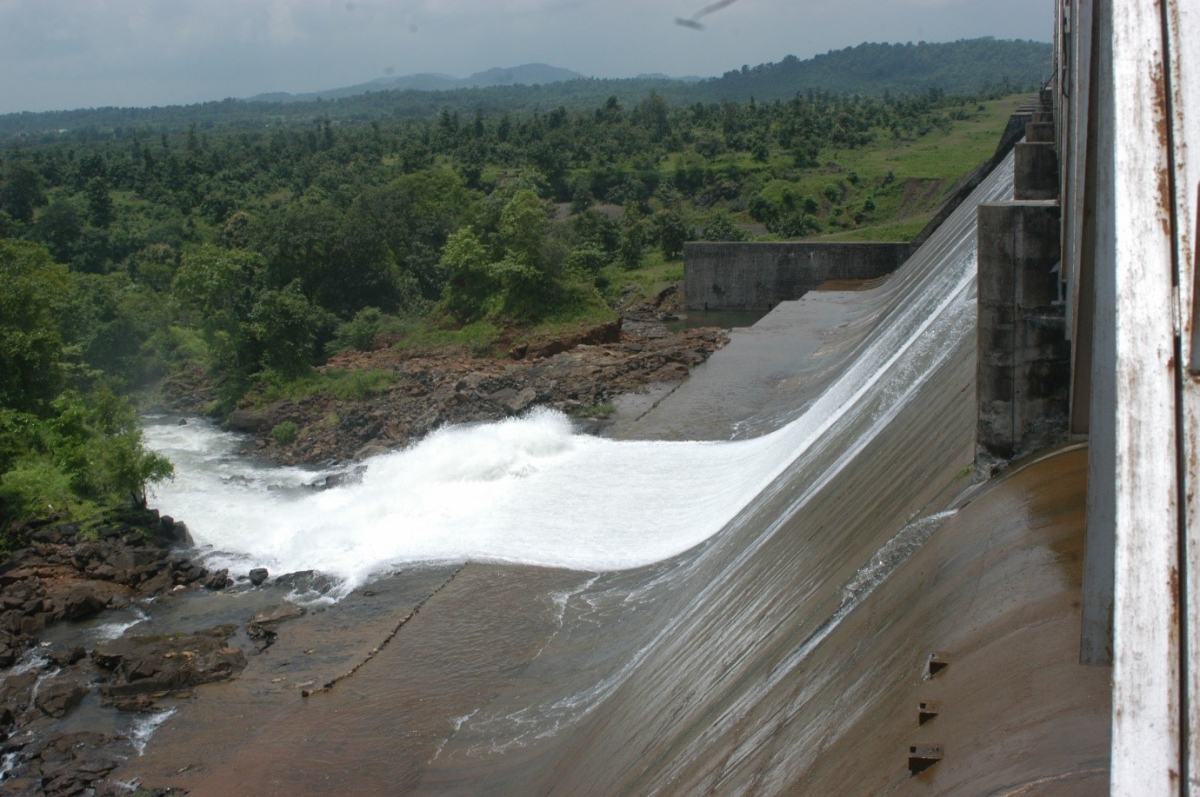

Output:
xmin=702 ymin=213 xmax=748 ymax=242
xmin=439 ymin=228 xmax=495 ymax=323
xmin=0 ymin=387 xmax=173 ymax=521
xmin=498 ymin=189 xmax=549 ymax=265
xmin=355 ymin=169 xmax=473 ymax=301
xmin=0 ymin=162 xmax=46 ymax=224
xmin=173 ymin=246 xmax=264 ymax=374
xmin=32 ymin=200 xmax=83 ymax=264
xmin=85 ymin=177 xmax=114 ymax=228
xmin=249 ymin=281 xmax=330 ymax=377
xmin=637 ymin=91 xmax=671 ymax=142
xmin=45 ymin=386 xmax=173 ymax=505
xmin=619 ymin=217 xmax=647 ymax=269
xmin=656 ymin=208 xmax=693 ymax=260
xmin=0 ymin=241 xmax=172 ymax=525
xmin=0 ymin=240 xmax=70 ymax=414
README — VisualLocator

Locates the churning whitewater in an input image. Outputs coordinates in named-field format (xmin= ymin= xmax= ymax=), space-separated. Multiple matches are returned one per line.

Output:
xmin=145 ymin=220 xmax=979 ymax=598
xmin=145 ymin=409 xmax=787 ymax=586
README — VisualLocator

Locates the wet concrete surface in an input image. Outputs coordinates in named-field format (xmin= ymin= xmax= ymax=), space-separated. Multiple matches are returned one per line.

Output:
xmin=96 ymin=152 xmax=1110 ymax=795
xmin=118 ymin=285 xmax=982 ymax=792
xmin=606 ymin=286 xmax=886 ymax=442
xmin=128 ymin=384 xmax=1112 ymax=795
xmin=171 ymin=566 xmax=588 ymax=794
xmin=115 ymin=564 xmax=464 ymax=792
xmin=789 ymin=446 xmax=1109 ymax=795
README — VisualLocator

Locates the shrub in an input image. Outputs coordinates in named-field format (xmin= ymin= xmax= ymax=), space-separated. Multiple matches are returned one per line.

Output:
xmin=271 ymin=421 xmax=298 ymax=445
xmin=701 ymin=214 xmax=748 ymax=242
xmin=0 ymin=457 xmax=75 ymax=520
xmin=249 ymin=281 xmax=334 ymax=378
xmin=324 ymin=369 xmax=396 ymax=401
xmin=330 ymin=307 xmax=384 ymax=354
xmin=0 ymin=388 xmax=173 ymax=526
xmin=565 ymin=247 xmax=612 ymax=275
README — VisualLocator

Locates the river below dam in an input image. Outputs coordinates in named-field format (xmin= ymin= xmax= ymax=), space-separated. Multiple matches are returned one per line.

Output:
xmin=107 ymin=151 xmax=1106 ymax=794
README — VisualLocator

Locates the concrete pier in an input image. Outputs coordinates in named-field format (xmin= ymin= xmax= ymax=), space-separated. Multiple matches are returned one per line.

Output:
xmin=1025 ymin=121 xmax=1055 ymax=143
xmin=1014 ymin=142 xmax=1060 ymax=200
xmin=976 ymin=200 xmax=1070 ymax=463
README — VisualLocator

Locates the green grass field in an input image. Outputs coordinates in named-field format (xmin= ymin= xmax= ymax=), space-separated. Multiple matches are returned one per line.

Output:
xmin=769 ymin=94 xmax=1028 ymax=242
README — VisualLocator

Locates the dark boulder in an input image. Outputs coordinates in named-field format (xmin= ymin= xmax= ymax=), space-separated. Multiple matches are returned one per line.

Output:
xmin=503 ymin=386 xmax=538 ymax=415
xmin=248 ymin=568 xmax=269 ymax=586
xmin=48 ymin=647 xmax=87 ymax=668
xmin=273 ymin=570 xmax=336 ymax=596
xmin=202 ymin=569 xmax=231 ymax=590
xmin=92 ymin=625 xmax=245 ymax=702
xmin=62 ymin=587 xmax=107 ymax=621
xmin=225 ymin=408 xmax=273 ymax=433
xmin=34 ymin=678 xmax=87 ymax=719
xmin=246 ymin=602 xmax=306 ymax=647
xmin=23 ymin=731 xmax=126 ymax=795
xmin=158 ymin=515 xmax=192 ymax=546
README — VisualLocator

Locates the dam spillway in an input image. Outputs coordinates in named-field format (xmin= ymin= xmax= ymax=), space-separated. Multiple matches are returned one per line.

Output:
xmin=125 ymin=148 xmax=1109 ymax=794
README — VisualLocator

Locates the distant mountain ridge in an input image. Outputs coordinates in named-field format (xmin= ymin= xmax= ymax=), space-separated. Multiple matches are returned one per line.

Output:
xmin=0 ymin=38 xmax=1051 ymax=139
xmin=696 ymin=38 xmax=1052 ymax=100
xmin=248 ymin=64 xmax=589 ymax=104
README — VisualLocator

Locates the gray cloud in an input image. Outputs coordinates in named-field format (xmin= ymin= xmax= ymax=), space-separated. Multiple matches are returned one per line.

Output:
xmin=0 ymin=0 xmax=1052 ymax=113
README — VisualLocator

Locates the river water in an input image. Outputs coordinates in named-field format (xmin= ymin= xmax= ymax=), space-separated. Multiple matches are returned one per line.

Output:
xmin=125 ymin=155 xmax=1055 ymax=794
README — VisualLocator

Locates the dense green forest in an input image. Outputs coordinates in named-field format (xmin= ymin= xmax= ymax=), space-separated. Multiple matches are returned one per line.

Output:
xmin=0 ymin=38 xmax=1048 ymax=140
xmin=0 ymin=39 xmax=1034 ymax=529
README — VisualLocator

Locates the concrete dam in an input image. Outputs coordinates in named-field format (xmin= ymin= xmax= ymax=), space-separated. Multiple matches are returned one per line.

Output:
xmin=117 ymin=1 xmax=1199 ymax=793
xmin=132 ymin=152 xmax=1101 ymax=794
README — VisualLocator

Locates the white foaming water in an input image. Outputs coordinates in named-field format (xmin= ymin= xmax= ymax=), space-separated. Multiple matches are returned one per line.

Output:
xmin=90 ymin=607 xmax=149 ymax=641
xmin=147 ymin=409 xmax=806 ymax=593
xmin=129 ymin=708 xmax=177 ymax=755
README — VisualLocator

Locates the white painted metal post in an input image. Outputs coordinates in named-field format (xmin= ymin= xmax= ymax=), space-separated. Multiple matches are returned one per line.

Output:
xmin=1109 ymin=0 xmax=1184 ymax=794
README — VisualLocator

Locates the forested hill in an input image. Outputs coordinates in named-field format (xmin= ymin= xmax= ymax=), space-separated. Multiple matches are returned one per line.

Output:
xmin=695 ymin=38 xmax=1051 ymax=101
xmin=0 ymin=38 xmax=1049 ymax=139
xmin=249 ymin=64 xmax=589 ymax=104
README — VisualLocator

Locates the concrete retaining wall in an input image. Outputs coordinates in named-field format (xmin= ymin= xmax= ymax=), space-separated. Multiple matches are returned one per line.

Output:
xmin=683 ymin=241 xmax=912 ymax=310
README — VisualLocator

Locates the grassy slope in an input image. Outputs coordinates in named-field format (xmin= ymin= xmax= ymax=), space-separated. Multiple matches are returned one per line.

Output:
xmin=805 ymin=93 xmax=1028 ymax=241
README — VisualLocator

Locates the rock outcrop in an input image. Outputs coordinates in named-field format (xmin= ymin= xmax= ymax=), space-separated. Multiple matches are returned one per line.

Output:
xmin=234 ymin=321 xmax=728 ymax=465
xmin=0 ymin=508 xmax=222 ymax=670
xmin=92 ymin=624 xmax=246 ymax=702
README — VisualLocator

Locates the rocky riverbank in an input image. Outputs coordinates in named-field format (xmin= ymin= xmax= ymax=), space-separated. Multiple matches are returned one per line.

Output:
xmin=0 ymin=507 xmax=239 ymax=795
xmin=215 ymin=318 xmax=728 ymax=466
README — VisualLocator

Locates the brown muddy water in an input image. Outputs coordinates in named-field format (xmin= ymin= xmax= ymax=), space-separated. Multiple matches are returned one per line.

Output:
xmin=107 ymin=151 xmax=1106 ymax=794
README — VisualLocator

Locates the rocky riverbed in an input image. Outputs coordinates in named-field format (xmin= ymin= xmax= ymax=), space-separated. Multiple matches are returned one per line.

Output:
xmin=0 ymin=503 xmax=396 ymax=795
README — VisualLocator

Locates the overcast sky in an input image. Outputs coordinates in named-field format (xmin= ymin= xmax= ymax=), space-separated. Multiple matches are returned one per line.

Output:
xmin=0 ymin=0 xmax=1052 ymax=114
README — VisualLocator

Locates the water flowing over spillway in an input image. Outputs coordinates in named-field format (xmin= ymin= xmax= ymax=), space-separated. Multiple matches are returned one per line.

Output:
xmin=145 ymin=165 xmax=998 ymax=595
xmin=130 ymin=155 xmax=1083 ymax=796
